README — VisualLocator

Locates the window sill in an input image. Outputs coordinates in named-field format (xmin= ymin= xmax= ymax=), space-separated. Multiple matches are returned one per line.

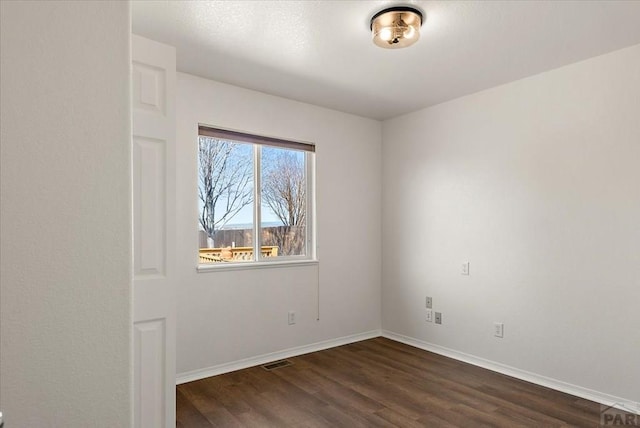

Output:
xmin=197 ymin=259 xmax=319 ymax=273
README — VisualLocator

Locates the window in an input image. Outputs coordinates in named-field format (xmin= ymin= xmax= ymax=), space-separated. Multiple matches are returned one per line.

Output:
xmin=198 ymin=125 xmax=315 ymax=266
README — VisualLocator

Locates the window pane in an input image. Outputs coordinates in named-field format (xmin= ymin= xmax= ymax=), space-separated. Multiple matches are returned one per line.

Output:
xmin=198 ymin=137 xmax=254 ymax=263
xmin=261 ymin=146 xmax=307 ymax=258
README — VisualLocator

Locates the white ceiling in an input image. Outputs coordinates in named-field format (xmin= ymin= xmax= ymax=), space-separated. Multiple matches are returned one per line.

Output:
xmin=132 ymin=1 xmax=640 ymax=120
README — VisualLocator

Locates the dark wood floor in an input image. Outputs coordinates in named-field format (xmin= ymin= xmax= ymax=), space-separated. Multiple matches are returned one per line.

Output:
xmin=177 ymin=337 xmax=633 ymax=427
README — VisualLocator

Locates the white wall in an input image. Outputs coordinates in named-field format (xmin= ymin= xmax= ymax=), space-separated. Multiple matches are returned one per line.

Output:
xmin=0 ymin=1 xmax=132 ymax=427
xmin=176 ymin=73 xmax=382 ymax=377
xmin=382 ymin=45 xmax=640 ymax=402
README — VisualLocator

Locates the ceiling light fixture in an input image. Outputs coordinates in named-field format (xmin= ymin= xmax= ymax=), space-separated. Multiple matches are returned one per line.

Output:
xmin=370 ymin=6 xmax=423 ymax=49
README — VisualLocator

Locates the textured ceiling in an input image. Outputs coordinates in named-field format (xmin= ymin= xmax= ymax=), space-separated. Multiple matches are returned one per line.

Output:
xmin=132 ymin=1 xmax=640 ymax=120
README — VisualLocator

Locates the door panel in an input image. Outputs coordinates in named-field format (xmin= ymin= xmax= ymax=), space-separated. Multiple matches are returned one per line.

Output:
xmin=132 ymin=34 xmax=176 ymax=428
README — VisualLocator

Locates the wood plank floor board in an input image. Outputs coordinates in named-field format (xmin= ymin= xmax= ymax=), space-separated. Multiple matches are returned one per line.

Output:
xmin=176 ymin=388 xmax=217 ymax=428
xmin=344 ymin=348 xmax=507 ymax=415
xmin=415 ymin=406 xmax=497 ymax=428
xmin=458 ymin=385 xmax=570 ymax=427
xmin=198 ymin=384 xmax=251 ymax=416
xmin=177 ymin=337 xmax=629 ymax=427
xmin=490 ymin=405 xmax=566 ymax=428
xmin=234 ymin=371 xmax=337 ymax=426
xmin=230 ymin=391 xmax=293 ymax=427
xmin=373 ymin=407 xmax=431 ymax=428
xmin=412 ymin=412 xmax=460 ymax=428
xmin=254 ymin=390 xmax=331 ymax=428
xmin=476 ymin=383 xmax=597 ymax=426
xmin=454 ymin=403 xmax=532 ymax=428
xmin=199 ymin=406 xmax=243 ymax=428
xmin=310 ymin=381 xmax=386 ymax=413
xmin=271 ymin=366 xmax=327 ymax=395
xmin=352 ymin=345 xmax=499 ymax=396
xmin=309 ymin=345 xmax=460 ymax=418
xmin=344 ymin=374 xmax=436 ymax=420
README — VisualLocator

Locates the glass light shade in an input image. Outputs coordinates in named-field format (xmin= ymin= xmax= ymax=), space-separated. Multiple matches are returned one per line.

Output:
xmin=371 ymin=7 xmax=423 ymax=49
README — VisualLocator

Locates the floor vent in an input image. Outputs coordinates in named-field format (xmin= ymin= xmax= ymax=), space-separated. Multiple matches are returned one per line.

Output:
xmin=261 ymin=360 xmax=293 ymax=371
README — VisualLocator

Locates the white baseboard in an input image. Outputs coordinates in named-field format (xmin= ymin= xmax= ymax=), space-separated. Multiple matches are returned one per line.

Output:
xmin=176 ymin=329 xmax=382 ymax=385
xmin=382 ymin=330 xmax=639 ymax=415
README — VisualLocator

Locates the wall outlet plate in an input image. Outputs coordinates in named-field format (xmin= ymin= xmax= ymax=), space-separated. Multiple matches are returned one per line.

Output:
xmin=494 ymin=322 xmax=504 ymax=338
xmin=426 ymin=309 xmax=433 ymax=322
xmin=288 ymin=311 xmax=296 ymax=325
xmin=435 ymin=312 xmax=442 ymax=324
xmin=426 ymin=296 xmax=433 ymax=309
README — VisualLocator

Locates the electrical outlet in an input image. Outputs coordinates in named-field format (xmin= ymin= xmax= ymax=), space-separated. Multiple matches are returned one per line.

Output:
xmin=426 ymin=296 xmax=433 ymax=309
xmin=288 ymin=311 xmax=296 ymax=325
xmin=435 ymin=312 xmax=442 ymax=324
xmin=426 ymin=309 xmax=433 ymax=322
xmin=494 ymin=322 xmax=504 ymax=338
xmin=461 ymin=262 xmax=470 ymax=275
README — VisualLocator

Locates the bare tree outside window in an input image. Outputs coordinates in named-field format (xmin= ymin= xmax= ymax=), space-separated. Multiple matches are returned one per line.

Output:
xmin=197 ymin=126 xmax=314 ymax=265
xmin=261 ymin=148 xmax=306 ymax=256
xmin=198 ymin=137 xmax=253 ymax=247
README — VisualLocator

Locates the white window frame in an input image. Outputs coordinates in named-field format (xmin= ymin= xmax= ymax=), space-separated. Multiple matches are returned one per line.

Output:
xmin=197 ymin=125 xmax=317 ymax=272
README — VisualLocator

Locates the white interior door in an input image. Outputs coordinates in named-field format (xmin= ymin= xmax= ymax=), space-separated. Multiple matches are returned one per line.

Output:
xmin=132 ymin=34 xmax=176 ymax=428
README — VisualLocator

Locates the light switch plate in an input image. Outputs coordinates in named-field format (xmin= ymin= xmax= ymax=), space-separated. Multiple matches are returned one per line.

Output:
xmin=462 ymin=262 xmax=470 ymax=275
